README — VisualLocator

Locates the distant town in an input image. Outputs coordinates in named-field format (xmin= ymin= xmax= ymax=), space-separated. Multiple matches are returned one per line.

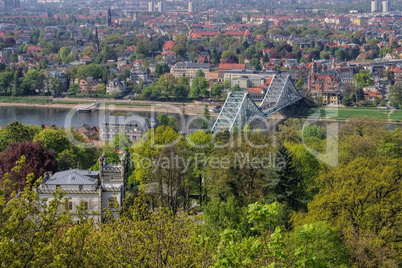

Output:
xmin=1 ymin=1 xmax=402 ymax=267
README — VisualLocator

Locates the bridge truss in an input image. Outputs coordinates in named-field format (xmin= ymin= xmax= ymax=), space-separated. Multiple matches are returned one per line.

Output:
xmin=211 ymin=74 xmax=302 ymax=133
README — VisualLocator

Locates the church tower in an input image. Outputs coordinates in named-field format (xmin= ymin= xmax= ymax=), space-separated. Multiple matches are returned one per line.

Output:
xmin=94 ymin=27 xmax=100 ymax=52
xmin=107 ymin=8 xmax=112 ymax=27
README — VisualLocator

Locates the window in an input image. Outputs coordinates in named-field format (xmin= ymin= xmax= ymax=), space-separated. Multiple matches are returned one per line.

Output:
xmin=79 ymin=185 xmax=83 ymax=190
xmin=56 ymin=185 xmax=60 ymax=188
xmin=83 ymin=202 xmax=88 ymax=210
xmin=65 ymin=201 xmax=73 ymax=210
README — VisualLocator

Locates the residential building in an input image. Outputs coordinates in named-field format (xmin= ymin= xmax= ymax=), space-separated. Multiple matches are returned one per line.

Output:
xmin=308 ymin=72 xmax=341 ymax=105
xmin=382 ymin=1 xmax=390 ymax=12
xmin=80 ymin=77 xmax=100 ymax=93
xmin=223 ymin=69 xmax=276 ymax=81
xmin=100 ymin=116 xmax=149 ymax=142
xmin=170 ymin=62 xmax=210 ymax=79
xmin=37 ymin=152 xmax=128 ymax=222
xmin=106 ymin=79 xmax=127 ymax=94
xmin=130 ymin=70 xmax=149 ymax=83
xmin=371 ymin=0 xmax=381 ymax=12
xmin=188 ymin=1 xmax=195 ymax=13
xmin=231 ymin=76 xmax=265 ymax=88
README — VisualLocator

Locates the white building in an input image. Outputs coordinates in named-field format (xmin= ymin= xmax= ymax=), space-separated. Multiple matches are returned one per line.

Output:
xmin=37 ymin=153 xmax=128 ymax=222
xmin=188 ymin=1 xmax=194 ymax=13
xmin=106 ymin=79 xmax=127 ymax=94
xmin=382 ymin=1 xmax=390 ymax=12
xmin=371 ymin=0 xmax=381 ymax=12
xmin=170 ymin=62 xmax=210 ymax=79
xmin=148 ymin=1 xmax=164 ymax=12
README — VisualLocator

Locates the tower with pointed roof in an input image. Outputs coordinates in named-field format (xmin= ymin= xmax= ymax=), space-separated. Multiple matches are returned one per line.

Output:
xmin=107 ymin=8 xmax=112 ymax=27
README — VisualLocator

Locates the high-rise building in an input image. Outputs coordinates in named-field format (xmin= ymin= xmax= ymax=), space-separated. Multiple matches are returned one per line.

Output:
xmin=1 ymin=0 xmax=19 ymax=9
xmin=188 ymin=1 xmax=194 ymax=13
xmin=382 ymin=1 xmax=390 ymax=12
xmin=148 ymin=1 xmax=154 ymax=12
xmin=148 ymin=1 xmax=164 ymax=13
xmin=371 ymin=0 xmax=381 ymax=12
xmin=156 ymin=1 xmax=164 ymax=13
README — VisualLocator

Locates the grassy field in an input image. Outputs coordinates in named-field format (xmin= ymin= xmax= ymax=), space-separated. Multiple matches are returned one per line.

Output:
xmin=295 ymin=107 xmax=402 ymax=121
xmin=0 ymin=96 xmax=51 ymax=105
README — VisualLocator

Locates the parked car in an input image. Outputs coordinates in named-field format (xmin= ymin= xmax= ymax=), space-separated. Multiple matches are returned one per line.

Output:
xmin=212 ymin=105 xmax=221 ymax=113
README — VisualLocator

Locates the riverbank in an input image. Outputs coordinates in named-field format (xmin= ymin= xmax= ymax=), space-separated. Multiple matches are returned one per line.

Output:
xmin=0 ymin=99 xmax=215 ymax=117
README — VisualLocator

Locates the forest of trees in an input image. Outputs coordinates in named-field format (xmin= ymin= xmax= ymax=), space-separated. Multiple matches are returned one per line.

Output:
xmin=0 ymin=117 xmax=401 ymax=267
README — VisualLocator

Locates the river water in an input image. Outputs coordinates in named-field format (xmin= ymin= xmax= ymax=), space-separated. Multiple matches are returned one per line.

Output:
xmin=0 ymin=105 xmax=204 ymax=128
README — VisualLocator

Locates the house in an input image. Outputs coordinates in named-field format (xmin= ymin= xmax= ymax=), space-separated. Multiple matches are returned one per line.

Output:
xmin=130 ymin=70 xmax=149 ymax=83
xmin=383 ymin=53 xmax=400 ymax=60
xmin=48 ymin=71 xmax=67 ymax=85
xmin=100 ymin=116 xmax=149 ymax=143
xmin=37 ymin=153 xmax=128 ymax=222
xmin=363 ymin=88 xmax=383 ymax=101
xmin=80 ymin=55 xmax=93 ymax=63
xmin=390 ymin=65 xmax=402 ymax=81
xmin=106 ymin=79 xmax=127 ymax=94
xmin=80 ymin=77 xmax=100 ymax=93
xmin=76 ymin=123 xmax=99 ymax=141
xmin=308 ymin=72 xmax=341 ymax=105
xmin=26 ymin=45 xmax=42 ymax=54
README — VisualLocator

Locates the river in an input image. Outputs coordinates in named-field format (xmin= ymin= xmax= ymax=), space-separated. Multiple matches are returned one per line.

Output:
xmin=0 ymin=105 xmax=204 ymax=129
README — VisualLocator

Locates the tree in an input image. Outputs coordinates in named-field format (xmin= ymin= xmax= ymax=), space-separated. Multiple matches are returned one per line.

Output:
xmin=211 ymin=83 xmax=223 ymax=100
xmin=264 ymin=144 xmax=304 ymax=211
xmin=0 ymin=122 xmax=42 ymax=152
xmin=59 ymin=46 xmax=72 ymax=63
xmin=130 ymin=126 xmax=179 ymax=185
xmin=157 ymin=114 xmax=179 ymax=132
xmin=173 ymin=85 xmax=189 ymax=100
xmin=301 ymin=157 xmax=402 ymax=266
xmin=68 ymin=83 xmax=79 ymax=95
xmin=295 ymin=76 xmax=304 ymax=90
xmin=190 ymin=74 xmax=208 ymax=98
xmin=0 ymin=71 xmax=13 ymax=95
xmin=93 ymin=83 xmax=105 ymax=95
xmin=386 ymin=69 xmax=395 ymax=85
xmin=248 ymin=58 xmax=261 ymax=70
xmin=46 ymin=76 xmax=65 ymax=96
xmin=353 ymin=69 xmax=374 ymax=88
xmin=232 ymin=84 xmax=241 ymax=91
xmin=0 ymin=159 xmax=94 ymax=266
xmin=172 ymin=43 xmax=186 ymax=58
xmin=335 ymin=49 xmax=346 ymax=61
xmin=388 ymin=83 xmax=402 ymax=106
xmin=0 ymin=141 xmax=58 ymax=197
xmin=155 ymin=63 xmax=170 ymax=77
xmin=157 ymin=73 xmax=176 ymax=99
xmin=33 ymin=129 xmax=70 ymax=155
xmin=320 ymin=51 xmax=330 ymax=60
xmin=201 ymin=105 xmax=210 ymax=129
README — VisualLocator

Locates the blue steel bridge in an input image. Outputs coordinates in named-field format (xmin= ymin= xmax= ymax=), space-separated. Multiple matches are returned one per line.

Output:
xmin=211 ymin=74 xmax=303 ymax=133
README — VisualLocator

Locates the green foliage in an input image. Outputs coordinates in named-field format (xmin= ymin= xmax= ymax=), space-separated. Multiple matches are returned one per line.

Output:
xmin=232 ymin=84 xmax=241 ymax=91
xmin=301 ymin=156 xmax=402 ymax=265
xmin=302 ymin=124 xmax=326 ymax=140
xmin=211 ymin=83 xmax=224 ymax=100
xmin=155 ymin=63 xmax=170 ymax=77
xmin=33 ymin=128 xmax=70 ymax=155
xmin=265 ymin=145 xmax=304 ymax=211
xmin=0 ymin=121 xmax=42 ymax=152
xmin=157 ymin=114 xmax=179 ymax=132
xmin=353 ymin=69 xmax=374 ymax=88
xmin=389 ymin=83 xmax=402 ymax=106
xmin=295 ymin=76 xmax=304 ymax=90
xmin=190 ymin=76 xmax=208 ymax=98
